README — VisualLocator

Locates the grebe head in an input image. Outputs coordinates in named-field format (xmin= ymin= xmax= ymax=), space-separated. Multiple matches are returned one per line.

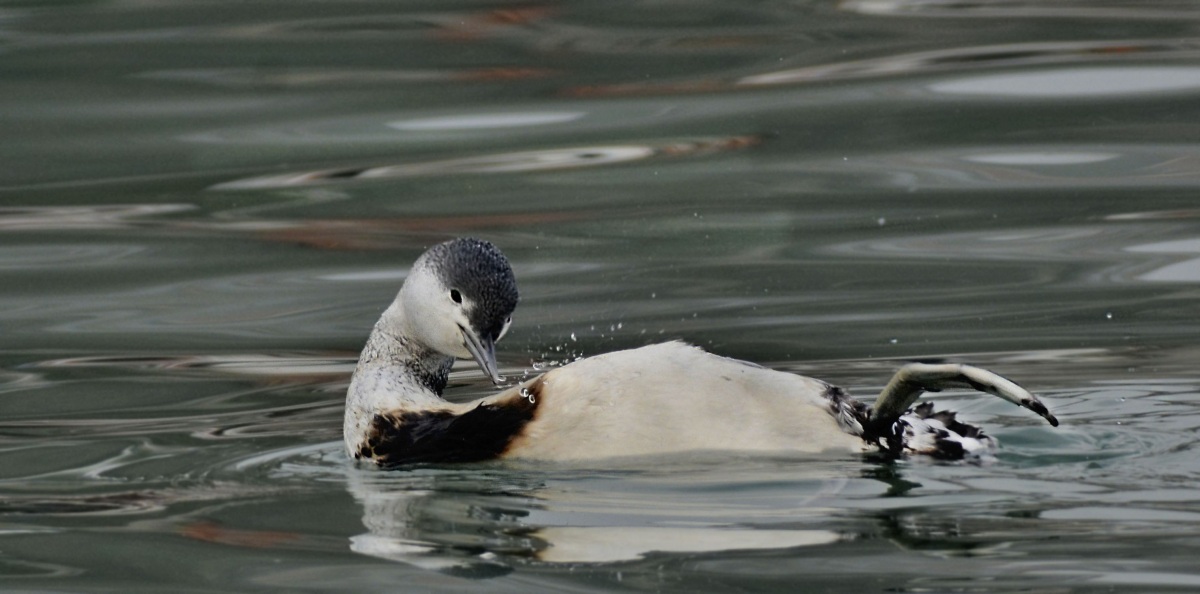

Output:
xmin=397 ymin=238 xmax=518 ymax=384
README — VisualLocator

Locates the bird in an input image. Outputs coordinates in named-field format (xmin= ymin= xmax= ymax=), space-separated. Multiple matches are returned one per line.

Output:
xmin=344 ymin=237 xmax=1058 ymax=467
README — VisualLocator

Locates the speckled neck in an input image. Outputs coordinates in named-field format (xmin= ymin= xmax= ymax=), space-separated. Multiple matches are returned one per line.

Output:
xmin=356 ymin=318 xmax=454 ymax=397
xmin=344 ymin=304 xmax=455 ymax=456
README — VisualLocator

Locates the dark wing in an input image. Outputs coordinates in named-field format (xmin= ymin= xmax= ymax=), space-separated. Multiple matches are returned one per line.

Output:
xmin=356 ymin=389 xmax=540 ymax=467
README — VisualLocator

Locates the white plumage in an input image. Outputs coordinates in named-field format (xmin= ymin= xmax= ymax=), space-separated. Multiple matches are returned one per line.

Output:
xmin=344 ymin=238 xmax=1057 ymax=466
xmin=491 ymin=341 xmax=864 ymax=460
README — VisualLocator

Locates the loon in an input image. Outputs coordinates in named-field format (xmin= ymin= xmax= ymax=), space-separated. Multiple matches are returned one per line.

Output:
xmin=344 ymin=238 xmax=1057 ymax=466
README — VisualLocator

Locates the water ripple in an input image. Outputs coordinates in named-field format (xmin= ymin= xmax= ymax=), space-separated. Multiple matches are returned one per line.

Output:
xmin=136 ymin=67 xmax=551 ymax=88
xmin=803 ymin=144 xmax=1200 ymax=191
xmin=823 ymin=220 xmax=1200 ymax=289
xmin=931 ymin=66 xmax=1200 ymax=98
xmin=842 ymin=0 xmax=1200 ymax=19
xmin=0 ymin=204 xmax=194 ymax=231
xmin=741 ymin=39 xmax=1200 ymax=87
xmin=33 ymin=352 xmax=354 ymax=379
xmin=211 ymin=136 xmax=761 ymax=190
xmin=0 ymin=268 xmax=385 ymax=341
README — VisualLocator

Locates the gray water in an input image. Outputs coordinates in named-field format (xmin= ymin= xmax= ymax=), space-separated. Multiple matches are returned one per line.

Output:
xmin=4 ymin=1 xmax=1200 ymax=591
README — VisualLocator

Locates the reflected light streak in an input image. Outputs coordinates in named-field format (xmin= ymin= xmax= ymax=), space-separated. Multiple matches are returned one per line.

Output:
xmin=929 ymin=67 xmax=1200 ymax=98
xmin=387 ymin=111 xmax=585 ymax=131
xmin=841 ymin=0 xmax=1200 ymax=19
xmin=0 ymin=204 xmax=195 ymax=230
xmin=138 ymin=67 xmax=551 ymax=87
xmin=212 ymin=136 xmax=760 ymax=190
xmin=965 ymin=153 xmax=1118 ymax=166
xmin=1128 ymin=238 xmax=1200 ymax=283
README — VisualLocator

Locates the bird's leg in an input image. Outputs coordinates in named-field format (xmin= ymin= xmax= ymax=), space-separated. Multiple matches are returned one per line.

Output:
xmin=871 ymin=363 xmax=1059 ymax=428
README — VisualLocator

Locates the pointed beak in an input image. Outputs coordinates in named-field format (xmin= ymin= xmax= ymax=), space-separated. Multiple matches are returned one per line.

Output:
xmin=459 ymin=325 xmax=504 ymax=385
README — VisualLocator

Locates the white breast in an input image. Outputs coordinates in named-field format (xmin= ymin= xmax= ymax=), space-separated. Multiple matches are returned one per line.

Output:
xmin=494 ymin=342 xmax=864 ymax=460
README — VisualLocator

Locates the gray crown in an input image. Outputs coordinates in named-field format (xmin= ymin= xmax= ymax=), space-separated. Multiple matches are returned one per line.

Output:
xmin=422 ymin=238 xmax=519 ymax=340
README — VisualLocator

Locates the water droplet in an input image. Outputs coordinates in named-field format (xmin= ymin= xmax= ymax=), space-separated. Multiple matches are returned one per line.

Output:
xmin=1105 ymin=312 xmax=1114 ymax=320
xmin=570 ymin=332 xmax=577 ymax=342
xmin=877 ymin=217 xmax=886 ymax=226
xmin=889 ymin=338 xmax=898 ymax=344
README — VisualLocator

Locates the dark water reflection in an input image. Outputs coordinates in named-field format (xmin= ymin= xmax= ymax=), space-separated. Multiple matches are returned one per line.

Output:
xmin=4 ymin=0 xmax=1200 ymax=592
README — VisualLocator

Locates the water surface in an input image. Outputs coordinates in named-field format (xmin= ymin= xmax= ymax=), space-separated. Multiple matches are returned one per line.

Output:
xmin=3 ymin=1 xmax=1200 ymax=591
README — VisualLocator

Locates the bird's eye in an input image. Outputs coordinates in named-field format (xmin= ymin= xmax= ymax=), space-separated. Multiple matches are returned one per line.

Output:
xmin=450 ymin=289 xmax=462 ymax=303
